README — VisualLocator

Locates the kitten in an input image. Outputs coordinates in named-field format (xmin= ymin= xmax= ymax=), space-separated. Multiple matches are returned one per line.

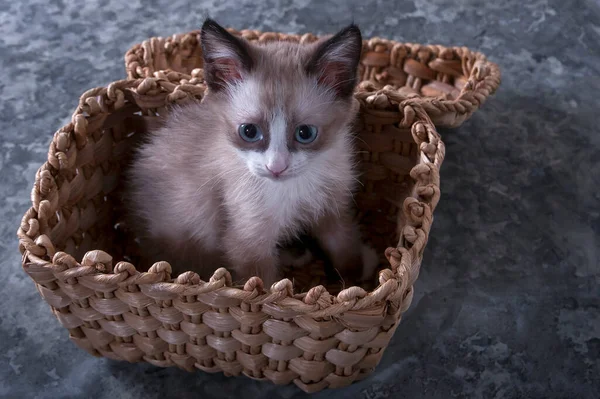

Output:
xmin=127 ymin=19 xmax=377 ymax=285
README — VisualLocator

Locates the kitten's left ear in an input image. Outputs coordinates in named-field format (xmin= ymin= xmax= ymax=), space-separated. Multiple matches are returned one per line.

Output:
xmin=201 ymin=18 xmax=254 ymax=92
xmin=306 ymin=24 xmax=363 ymax=98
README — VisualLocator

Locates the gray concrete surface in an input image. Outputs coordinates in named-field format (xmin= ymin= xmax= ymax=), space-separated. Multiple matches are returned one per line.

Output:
xmin=1 ymin=0 xmax=598 ymax=398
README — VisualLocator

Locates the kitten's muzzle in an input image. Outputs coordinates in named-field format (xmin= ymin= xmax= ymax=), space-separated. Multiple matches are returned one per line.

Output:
xmin=265 ymin=164 xmax=288 ymax=178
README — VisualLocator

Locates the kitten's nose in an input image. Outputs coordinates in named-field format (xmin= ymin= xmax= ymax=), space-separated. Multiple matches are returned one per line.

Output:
xmin=266 ymin=164 xmax=288 ymax=177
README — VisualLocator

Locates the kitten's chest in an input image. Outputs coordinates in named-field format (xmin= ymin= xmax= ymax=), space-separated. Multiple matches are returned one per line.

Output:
xmin=231 ymin=180 xmax=332 ymax=233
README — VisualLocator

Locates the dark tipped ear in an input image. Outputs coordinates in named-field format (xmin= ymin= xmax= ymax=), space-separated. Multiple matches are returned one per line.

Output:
xmin=200 ymin=18 xmax=254 ymax=91
xmin=305 ymin=24 xmax=362 ymax=98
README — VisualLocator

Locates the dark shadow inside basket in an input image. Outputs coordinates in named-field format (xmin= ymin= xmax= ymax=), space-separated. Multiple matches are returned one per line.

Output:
xmin=52 ymin=90 xmax=420 ymax=296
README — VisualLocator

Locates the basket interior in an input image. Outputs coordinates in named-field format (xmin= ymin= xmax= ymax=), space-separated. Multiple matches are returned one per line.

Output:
xmin=41 ymin=82 xmax=420 ymax=296
xmin=62 ymin=89 xmax=421 ymax=292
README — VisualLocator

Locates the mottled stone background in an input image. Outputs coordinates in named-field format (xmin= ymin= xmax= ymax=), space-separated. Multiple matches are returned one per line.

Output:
xmin=1 ymin=0 xmax=598 ymax=398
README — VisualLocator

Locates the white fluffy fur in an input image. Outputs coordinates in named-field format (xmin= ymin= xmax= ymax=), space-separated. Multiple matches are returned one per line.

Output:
xmin=127 ymin=22 xmax=371 ymax=285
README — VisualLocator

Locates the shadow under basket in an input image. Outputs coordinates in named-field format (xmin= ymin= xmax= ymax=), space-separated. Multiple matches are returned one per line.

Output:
xmin=18 ymin=75 xmax=448 ymax=392
xmin=125 ymin=28 xmax=500 ymax=128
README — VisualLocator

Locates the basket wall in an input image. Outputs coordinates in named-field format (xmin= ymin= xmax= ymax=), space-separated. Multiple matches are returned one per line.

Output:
xmin=125 ymin=28 xmax=500 ymax=128
xmin=18 ymin=70 xmax=444 ymax=392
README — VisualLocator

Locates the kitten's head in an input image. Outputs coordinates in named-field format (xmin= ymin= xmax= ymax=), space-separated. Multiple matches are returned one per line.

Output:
xmin=200 ymin=19 xmax=362 ymax=181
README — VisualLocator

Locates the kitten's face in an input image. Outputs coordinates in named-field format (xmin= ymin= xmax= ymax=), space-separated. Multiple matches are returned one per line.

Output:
xmin=225 ymin=72 xmax=352 ymax=180
xmin=200 ymin=19 xmax=362 ymax=181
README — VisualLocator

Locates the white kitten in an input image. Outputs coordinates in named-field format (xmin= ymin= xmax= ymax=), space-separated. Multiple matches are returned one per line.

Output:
xmin=127 ymin=19 xmax=372 ymax=285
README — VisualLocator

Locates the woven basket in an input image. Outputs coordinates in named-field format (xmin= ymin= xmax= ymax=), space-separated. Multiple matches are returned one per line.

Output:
xmin=125 ymin=28 xmax=500 ymax=128
xmin=17 ymin=29 xmax=498 ymax=393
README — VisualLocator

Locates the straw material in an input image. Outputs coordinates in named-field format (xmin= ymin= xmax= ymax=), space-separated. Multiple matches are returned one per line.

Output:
xmin=125 ymin=28 xmax=500 ymax=128
xmin=17 ymin=29 xmax=498 ymax=393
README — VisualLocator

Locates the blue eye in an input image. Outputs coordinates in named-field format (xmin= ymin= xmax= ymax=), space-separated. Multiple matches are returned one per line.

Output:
xmin=295 ymin=125 xmax=318 ymax=144
xmin=238 ymin=124 xmax=263 ymax=142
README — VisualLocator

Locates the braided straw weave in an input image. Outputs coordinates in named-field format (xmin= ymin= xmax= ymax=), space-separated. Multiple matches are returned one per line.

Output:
xmin=125 ymin=28 xmax=500 ymax=128
xmin=16 ymin=28 xmax=496 ymax=393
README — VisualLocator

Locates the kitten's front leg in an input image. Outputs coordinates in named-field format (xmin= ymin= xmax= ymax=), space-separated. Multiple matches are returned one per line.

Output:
xmin=223 ymin=229 xmax=282 ymax=287
xmin=313 ymin=212 xmax=365 ymax=282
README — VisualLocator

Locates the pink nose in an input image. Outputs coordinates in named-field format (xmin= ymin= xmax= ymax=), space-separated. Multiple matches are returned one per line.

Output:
xmin=266 ymin=165 xmax=287 ymax=177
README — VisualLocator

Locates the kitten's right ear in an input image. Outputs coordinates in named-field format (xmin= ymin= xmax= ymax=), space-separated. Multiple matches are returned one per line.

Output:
xmin=305 ymin=24 xmax=363 ymax=98
xmin=200 ymin=19 xmax=254 ymax=92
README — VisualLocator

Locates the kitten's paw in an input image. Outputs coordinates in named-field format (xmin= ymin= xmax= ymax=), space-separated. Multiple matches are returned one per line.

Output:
xmin=360 ymin=244 xmax=380 ymax=282
xmin=261 ymin=270 xmax=285 ymax=290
